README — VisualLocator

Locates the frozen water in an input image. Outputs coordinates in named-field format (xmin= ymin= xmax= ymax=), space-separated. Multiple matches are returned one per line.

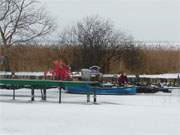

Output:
xmin=0 ymin=88 xmax=180 ymax=135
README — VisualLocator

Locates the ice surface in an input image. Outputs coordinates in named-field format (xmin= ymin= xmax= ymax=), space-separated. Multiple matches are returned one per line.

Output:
xmin=0 ymin=88 xmax=180 ymax=135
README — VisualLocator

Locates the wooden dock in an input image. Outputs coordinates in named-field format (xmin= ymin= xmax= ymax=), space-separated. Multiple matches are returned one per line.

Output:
xmin=0 ymin=79 xmax=100 ymax=103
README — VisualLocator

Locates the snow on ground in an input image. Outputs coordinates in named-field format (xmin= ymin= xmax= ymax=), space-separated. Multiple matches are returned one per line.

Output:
xmin=0 ymin=89 xmax=180 ymax=135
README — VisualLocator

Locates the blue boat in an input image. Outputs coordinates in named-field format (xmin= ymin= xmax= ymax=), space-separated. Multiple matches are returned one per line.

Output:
xmin=65 ymin=85 xmax=136 ymax=95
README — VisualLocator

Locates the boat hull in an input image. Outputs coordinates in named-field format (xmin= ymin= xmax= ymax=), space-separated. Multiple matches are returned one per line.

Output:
xmin=66 ymin=86 xmax=136 ymax=95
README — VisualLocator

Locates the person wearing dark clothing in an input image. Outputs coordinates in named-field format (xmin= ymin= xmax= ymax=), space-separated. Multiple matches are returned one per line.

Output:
xmin=118 ymin=73 xmax=128 ymax=86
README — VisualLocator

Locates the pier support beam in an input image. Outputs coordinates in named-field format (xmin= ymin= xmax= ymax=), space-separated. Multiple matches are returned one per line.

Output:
xmin=59 ymin=87 xmax=62 ymax=103
xmin=31 ymin=88 xmax=35 ymax=101
xmin=13 ymin=89 xmax=15 ymax=100
xmin=43 ymin=88 xmax=46 ymax=101
xmin=93 ymin=89 xmax=96 ymax=103
xmin=87 ymin=92 xmax=90 ymax=103
xmin=41 ymin=89 xmax=43 ymax=100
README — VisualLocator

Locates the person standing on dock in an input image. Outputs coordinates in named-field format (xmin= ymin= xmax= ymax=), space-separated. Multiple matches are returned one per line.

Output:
xmin=118 ymin=72 xmax=128 ymax=86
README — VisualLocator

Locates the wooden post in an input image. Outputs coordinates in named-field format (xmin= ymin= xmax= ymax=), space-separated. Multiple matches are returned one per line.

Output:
xmin=31 ymin=88 xmax=35 ymax=101
xmin=59 ymin=87 xmax=61 ymax=103
xmin=13 ymin=89 xmax=15 ymax=100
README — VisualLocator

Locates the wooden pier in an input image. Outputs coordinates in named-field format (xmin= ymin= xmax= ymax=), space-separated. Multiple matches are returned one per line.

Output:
xmin=0 ymin=79 xmax=100 ymax=103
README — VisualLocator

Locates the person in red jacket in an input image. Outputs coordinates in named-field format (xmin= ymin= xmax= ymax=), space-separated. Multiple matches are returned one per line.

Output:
xmin=53 ymin=60 xmax=71 ymax=80
xmin=118 ymin=72 xmax=128 ymax=86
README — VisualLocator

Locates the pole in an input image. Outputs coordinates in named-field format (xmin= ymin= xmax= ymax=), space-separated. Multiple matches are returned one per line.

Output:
xmin=43 ymin=88 xmax=46 ymax=101
xmin=13 ymin=88 xmax=15 ymax=100
xmin=59 ymin=87 xmax=61 ymax=103
xmin=87 ymin=92 xmax=90 ymax=103
xmin=86 ymin=84 xmax=91 ymax=103
xmin=93 ymin=89 xmax=96 ymax=103
xmin=40 ymin=89 xmax=44 ymax=100
xmin=31 ymin=88 xmax=34 ymax=101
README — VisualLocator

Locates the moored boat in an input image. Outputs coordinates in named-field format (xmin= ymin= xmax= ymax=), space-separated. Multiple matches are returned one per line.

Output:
xmin=136 ymin=86 xmax=170 ymax=93
xmin=65 ymin=85 xmax=136 ymax=95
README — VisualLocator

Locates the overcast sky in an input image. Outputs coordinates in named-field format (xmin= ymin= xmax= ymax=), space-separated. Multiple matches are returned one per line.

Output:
xmin=40 ymin=0 xmax=180 ymax=42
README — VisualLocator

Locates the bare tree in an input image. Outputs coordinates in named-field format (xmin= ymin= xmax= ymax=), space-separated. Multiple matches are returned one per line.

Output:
xmin=0 ymin=0 xmax=9 ymax=20
xmin=0 ymin=0 xmax=55 ymax=46
xmin=0 ymin=0 xmax=55 ymax=71
xmin=60 ymin=16 xmax=133 ymax=72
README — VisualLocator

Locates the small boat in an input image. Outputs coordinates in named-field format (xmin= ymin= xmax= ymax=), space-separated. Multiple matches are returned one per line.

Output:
xmin=95 ymin=86 xmax=136 ymax=95
xmin=65 ymin=84 xmax=136 ymax=95
xmin=136 ymin=86 xmax=170 ymax=93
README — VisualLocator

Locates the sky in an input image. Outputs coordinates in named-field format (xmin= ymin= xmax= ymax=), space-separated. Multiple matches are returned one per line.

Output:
xmin=40 ymin=0 xmax=180 ymax=42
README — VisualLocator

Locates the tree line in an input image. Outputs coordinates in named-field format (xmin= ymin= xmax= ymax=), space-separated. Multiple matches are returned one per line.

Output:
xmin=0 ymin=43 xmax=179 ymax=74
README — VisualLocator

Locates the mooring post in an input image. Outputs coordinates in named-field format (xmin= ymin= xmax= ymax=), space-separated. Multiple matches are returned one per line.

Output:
xmin=93 ymin=89 xmax=96 ymax=103
xmin=59 ymin=87 xmax=62 ymax=103
xmin=31 ymin=87 xmax=35 ymax=101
